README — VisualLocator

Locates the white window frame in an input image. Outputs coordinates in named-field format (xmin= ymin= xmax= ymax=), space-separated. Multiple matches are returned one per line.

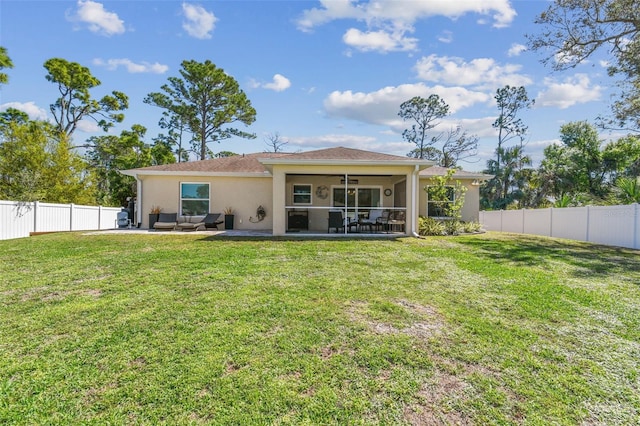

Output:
xmin=180 ymin=182 xmax=210 ymax=216
xmin=330 ymin=185 xmax=383 ymax=209
xmin=292 ymin=184 xmax=313 ymax=205
xmin=426 ymin=185 xmax=455 ymax=218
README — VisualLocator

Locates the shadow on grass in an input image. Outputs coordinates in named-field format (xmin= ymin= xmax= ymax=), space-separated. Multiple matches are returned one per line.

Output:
xmin=455 ymin=234 xmax=640 ymax=279
xmin=195 ymin=235 xmax=406 ymax=243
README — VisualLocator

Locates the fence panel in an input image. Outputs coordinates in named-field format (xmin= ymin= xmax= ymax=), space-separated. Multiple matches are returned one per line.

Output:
xmin=0 ymin=201 xmax=34 ymax=240
xmin=479 ymin=211 xmax=501 ymax=231
xmin=480 ymin=204 xmax=639 ymax=250
xmin=35 ymin=203 xmax=72 ymax=232
xmin=636 ymin=204 xmax=640 ymax=250
xmin=72 ymin=205 xmax=99 ymax=231
xmin=0 ymin=200 xmax=121 ymax=240
xmin=551 ymin=207 xmax=588 ymax=242
xmin=501 ymin=210 xmax=524 ymax=234
xmin=523 ymin=208 xmax=551 ymax=236
xmin=587 ymin=205 xmax=636 ymax=249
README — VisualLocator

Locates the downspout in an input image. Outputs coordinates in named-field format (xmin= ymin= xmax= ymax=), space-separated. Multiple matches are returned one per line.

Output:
xmin=135 ymin=174 xmax=143 ymax=227
xmin=411 ymin=165 xmax=420 ymax=238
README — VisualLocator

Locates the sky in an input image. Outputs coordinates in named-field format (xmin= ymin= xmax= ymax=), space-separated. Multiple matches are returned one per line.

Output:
xmin=0 ymin=0 xmax=620 ymax=171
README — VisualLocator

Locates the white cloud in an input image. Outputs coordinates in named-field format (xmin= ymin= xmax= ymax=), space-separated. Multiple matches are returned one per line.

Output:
xmin=323 ymin=83 xmax=490 ymax=130
xmin=76 ymin=120 xmax=102 ymax=133
xmin=342 ymin=28 xmax=418 ymax=52
xmin=507 ymin=43 xmax=526 ymax=57
xmin=182 ymin=3 xmax=217 ymax=39
xmin=288 ymin=134 xmax=377 ymax=149
xmin=0 ymin=102 xmax=48 ymax=121
xmin=536 ymin=74 xmax=603 ymax=109
xmin=93 ymin=58 xmax=169 ymax=74
xmin=437 ymin=30 xmax=453 ymax=44
xmin=414 ymin=54 xmax=532 ymax=89
xmin=263 ymin=74 xmax=291 ymax=92
xmin=297 ymin=0 xmax=516 ymax=32
xmin=68 ymin=0 xmax=125 ymax=36
xmin=250 ymin=74 xmax=291 ymax=92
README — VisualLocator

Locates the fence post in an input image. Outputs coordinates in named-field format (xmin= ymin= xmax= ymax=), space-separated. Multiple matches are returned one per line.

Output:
xmin=585 ymin=205 xmax=590 ymax=243
xmin=70 ymin=203 xmax=75 ymax=231
xmin=98 ymin=205 xmax=102 ymax=230
xmin=33 ymin=201 xmax=39 ymax=233
xmin=500 ymin=210 xmax=504 ymax=232
xmin=633 ymin=203 xmax=640 ymax=249
xmin=549 ymin=207 xmax=553 ymax=238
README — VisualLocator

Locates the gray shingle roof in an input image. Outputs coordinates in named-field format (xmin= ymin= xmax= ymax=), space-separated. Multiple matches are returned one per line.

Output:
xmin=122 ymin=147 xmax=430 ymax=175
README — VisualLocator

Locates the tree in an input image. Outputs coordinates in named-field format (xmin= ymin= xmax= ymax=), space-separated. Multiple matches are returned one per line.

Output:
xmin=439 ymin=126 xmax=479 ymax=168
xmin=0 ymin=108 xmax=29 ymax=126
xmin=155 ymin=108 xmax=191 ymax=162
xmin=482 ymin=145 xmax=532 ymax=209
xmin=44 ymin=58 xmax=128 ymax=137
xmin=612 ymin=177 xmax=640 ymax=203
xmin=493 ymin=86 xmax=534 ymax=172
xmin=0 ymin=119 xmax=95 ymax=203
xmin=84 ymin=125 xmax=174 ymax=206
xmin=0 ymin=46 xmax=13 ymax=86
xmin=215 ymin=151 xmax=238 ymax=158
xmin=425 ymin=169 xmax=467 ymax=219
xmin=538 ymin=121 xmax=606 ymax=202
xmin=264 ymin=132 xmax=288 ymax=152
xmin=527 ymin=0 xmax=640 ymax=130
xmin=399 ymin=95 xmax=450 ymax=160
xmin=601 ymin=134 xmax=640 ymax=179
xmin=407 ymin=126 xmax=479 ymax=168
xmin=145 ymin=60 xmax=257 ymax=161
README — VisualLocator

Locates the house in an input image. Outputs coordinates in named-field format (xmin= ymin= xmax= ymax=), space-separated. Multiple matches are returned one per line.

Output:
xmin=121 ymin=147 xmax=490 ymax=236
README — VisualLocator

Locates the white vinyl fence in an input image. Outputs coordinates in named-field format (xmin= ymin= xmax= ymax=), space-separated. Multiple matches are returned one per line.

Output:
xmin=479 ymin=204 xmax=640 ymax=250
xmin=0 ymin=200 xmax=121 ymax=241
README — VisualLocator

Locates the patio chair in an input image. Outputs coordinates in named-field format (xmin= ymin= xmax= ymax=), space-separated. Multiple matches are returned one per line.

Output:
xmin=153 ymin=213 xmax=178 ymax=231
xmin=376 ymin=210 xmax=391 ymax=231
xmin=388 ymin=211 xmax=406 ymax=232
xmin=328 ymin=210 xmax=346 ymax=233
xmin=359 ymin=209 xmax=383 ymax=232
xmin=202 ymin=213 xmax=224 ymax=230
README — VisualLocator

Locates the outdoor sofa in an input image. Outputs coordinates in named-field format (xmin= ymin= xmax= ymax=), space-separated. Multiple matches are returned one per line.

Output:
xmin=153 ymin=213 xmax=178 ymax=231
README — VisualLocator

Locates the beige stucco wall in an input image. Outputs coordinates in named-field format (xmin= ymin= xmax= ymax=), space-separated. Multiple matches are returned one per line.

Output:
xmin=418 ymin=178 xmax=481 ymax=222
xmin=138 ymin=174 xmax=272 ymax=230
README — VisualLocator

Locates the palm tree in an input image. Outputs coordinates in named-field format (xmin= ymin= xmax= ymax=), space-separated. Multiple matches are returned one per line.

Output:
xmin=615 ymin=177 xmax=640 ymax=204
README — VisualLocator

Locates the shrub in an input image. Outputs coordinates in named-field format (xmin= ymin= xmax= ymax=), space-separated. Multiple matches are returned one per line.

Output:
xmin=418 ymin=216 xmax=445 ymax=236
xmin=462 ymin=221 xmax=482 ymax=233
xmin=443 ymin=219 xmax=463 ymax=235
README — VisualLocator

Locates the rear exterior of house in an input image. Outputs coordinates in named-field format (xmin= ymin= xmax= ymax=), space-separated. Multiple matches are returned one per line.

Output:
xmin=121 ymin=147 xmax=489 ymax=236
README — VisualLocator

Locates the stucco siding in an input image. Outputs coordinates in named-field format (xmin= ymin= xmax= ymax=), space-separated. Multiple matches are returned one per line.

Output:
xmin=139 ymin=175 xmax=272 ymax=229
xmin=418 ymin=179 xmax=480 ymax=222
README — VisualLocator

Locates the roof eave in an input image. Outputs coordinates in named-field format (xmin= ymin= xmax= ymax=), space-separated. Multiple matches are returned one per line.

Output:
xmin=258 ymin=158 xmax=434 ymax=169
xmin=120 ymin=170 xmax=271 ymax=178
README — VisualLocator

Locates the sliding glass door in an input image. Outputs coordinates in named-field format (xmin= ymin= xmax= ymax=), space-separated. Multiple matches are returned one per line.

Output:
xmin=332 ymin=187 xmax=381 ymax=212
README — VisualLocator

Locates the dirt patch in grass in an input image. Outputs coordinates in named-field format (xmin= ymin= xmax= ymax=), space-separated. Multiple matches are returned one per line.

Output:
xmin=346 ymin=299 xmax=446 ymax=340
xmin=19 ymin=287 xmax=103 ymax=302
xmin=403 ymin=369 xmax=471 ymax=425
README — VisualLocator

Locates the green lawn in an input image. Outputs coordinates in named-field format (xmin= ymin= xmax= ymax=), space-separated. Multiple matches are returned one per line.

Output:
xmin=1 ymin=232 xmax=639 ymax=424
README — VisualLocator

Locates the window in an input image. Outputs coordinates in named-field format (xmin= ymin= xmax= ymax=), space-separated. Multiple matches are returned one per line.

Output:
xmin=332 ymin=187 xmax=381 ymax=208
xmin=427 ymin=186 xmax=455 ymax=217
xmin=293 ymin=184 xmax=312 ymax=204
xmin=181 ymin=183 xmax=209 ymax=216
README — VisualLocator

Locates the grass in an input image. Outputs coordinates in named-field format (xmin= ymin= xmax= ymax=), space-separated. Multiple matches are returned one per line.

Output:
xmin=1 ymin=231 xmax=639 ymax=424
